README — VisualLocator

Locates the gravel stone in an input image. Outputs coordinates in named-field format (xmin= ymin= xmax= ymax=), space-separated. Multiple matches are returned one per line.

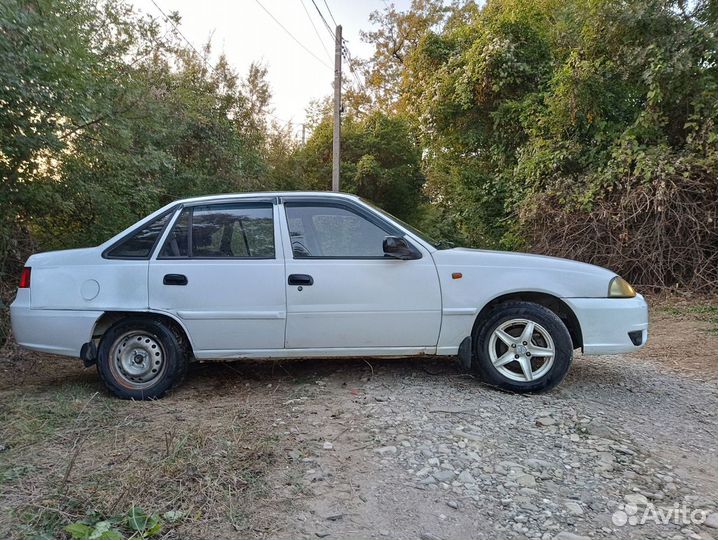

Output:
xmin=458 ymin=470 xmax=476 ymax=484
xmin=564 ymin=502 xmax=583 ymax=516
xmin=624 ymin=493 xmax=649 ymax=506
xmin=433 ymin=470 xmax=456 ymax=483
xmin=705 ymin=512 xmax=718 ymax=529
xmin=554 ymin=533 xmax=590 ymax=540
xmin=516 ymin=474 xmax=538 ymax=488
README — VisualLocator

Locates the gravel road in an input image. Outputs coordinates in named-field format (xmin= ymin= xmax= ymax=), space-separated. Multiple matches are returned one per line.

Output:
xmin=264 ymin=310 xmax=717 ymax=540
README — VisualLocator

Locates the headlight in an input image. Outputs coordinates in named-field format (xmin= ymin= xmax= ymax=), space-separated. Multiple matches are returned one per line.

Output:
xmin=608 ymin=276 xmax=636 ymax=298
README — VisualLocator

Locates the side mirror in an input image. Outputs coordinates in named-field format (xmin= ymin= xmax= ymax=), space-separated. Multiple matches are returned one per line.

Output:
xmin=383 ymin=236 xmax=421 ymax=260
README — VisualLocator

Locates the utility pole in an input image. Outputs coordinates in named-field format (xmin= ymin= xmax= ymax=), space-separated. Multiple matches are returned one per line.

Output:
xmin=301 ymin=123 xmax=306 ymax=145
xmin=332 ymin=24 xmax=342 ymax=192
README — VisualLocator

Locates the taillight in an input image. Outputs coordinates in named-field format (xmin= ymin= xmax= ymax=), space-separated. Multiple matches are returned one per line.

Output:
xmin=19 ymin=267 xmax=31 ymax=288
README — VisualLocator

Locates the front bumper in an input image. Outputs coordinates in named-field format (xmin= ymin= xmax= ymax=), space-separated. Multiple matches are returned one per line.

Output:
xmin=563 ymin=294 xmax=649 ymax=355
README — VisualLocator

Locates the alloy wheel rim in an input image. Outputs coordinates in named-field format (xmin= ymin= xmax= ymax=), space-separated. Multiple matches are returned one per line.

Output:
xmin=109 ymin=331 xmax=166 ymax=390
xmin=488 ymin=318 xmax=555 ymax=382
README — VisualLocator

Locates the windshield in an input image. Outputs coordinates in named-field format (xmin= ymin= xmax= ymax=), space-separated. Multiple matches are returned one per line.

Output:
xmin=360 ymin=198 xmax=444 ymax=249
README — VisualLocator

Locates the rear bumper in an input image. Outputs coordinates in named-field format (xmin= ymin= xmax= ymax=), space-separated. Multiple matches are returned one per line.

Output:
xmin=564 ymin=294 xmax=649 ymax=355
xmin=10 ymin=291 xmax=101 ymax=357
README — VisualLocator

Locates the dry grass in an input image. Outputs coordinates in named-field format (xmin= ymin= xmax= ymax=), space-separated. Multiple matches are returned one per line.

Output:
xmin=523 ymin=171 xmax=718 ymax=294
xmin=0 ymin=361 xmax=310 ymax=539
xmin=652 ymin=296 xmax=717 ymax=327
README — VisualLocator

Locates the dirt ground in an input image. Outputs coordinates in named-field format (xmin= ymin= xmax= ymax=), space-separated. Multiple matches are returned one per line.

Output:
xmin=0 ymin=298 xmax=716 ymax=540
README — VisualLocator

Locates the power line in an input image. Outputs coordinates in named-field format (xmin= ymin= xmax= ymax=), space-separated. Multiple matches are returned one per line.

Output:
xmin=150 ymin=0 xmax=302 ymax=131
xmin=341 ymin=43 xmax=363 ymax=90
xmin=253 ymin=0 xmax=331 ymax=70
xmin=299 ymin=0 xmax=331 ymax=62
xmin=322 ymin=0 xmax=338 ymax=27
xmin=310 ymin=0 xmax=335 ymax=39
xmin=267 ymin=112 xmax=295 ymax=127
xmin=305 ymin=0 xmax=360 ymax=92
xmin=305 ymin=0 xmax=359 ymax=90
xmin=150 ymin=0 xmax=214 ymax=71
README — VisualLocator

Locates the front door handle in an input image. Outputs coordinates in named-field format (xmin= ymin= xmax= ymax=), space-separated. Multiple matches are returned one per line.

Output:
xmin=288 ymin=274 xmax=313 ymax=286
xmin=163 ymin=273 xmax=188 ymax=286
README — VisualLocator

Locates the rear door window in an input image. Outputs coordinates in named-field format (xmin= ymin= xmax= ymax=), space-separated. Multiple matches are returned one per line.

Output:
xmin=159 ymin=203 xmax=275 ymax=259
xmin=159 ymin=209 xmax=190 ymax=258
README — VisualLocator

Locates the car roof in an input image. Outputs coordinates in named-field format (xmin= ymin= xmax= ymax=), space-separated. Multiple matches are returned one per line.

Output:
xmin=173 ymin=191 xmax=361 ymax=205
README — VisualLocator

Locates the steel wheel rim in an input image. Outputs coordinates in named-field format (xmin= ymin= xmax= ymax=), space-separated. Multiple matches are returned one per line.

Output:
xmin=109 ymin=331 xmax=166 ymax=390
xmin=488 ymin=318 xmax=555 ymax=382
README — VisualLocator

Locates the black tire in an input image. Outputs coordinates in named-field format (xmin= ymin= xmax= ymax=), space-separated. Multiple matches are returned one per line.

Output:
xmin=97 ymin=317 xmax=189 ymax=400
xmin=472 ymin=301 xmax=573 ymax=393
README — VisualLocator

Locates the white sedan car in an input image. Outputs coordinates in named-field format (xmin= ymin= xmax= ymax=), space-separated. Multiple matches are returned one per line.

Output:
xmin=10 ymin=192 xmax=648 ymax=399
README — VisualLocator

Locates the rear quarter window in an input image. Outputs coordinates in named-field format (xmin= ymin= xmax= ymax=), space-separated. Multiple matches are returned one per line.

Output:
xmin=105 ymin=211 xmax=174 ymax=259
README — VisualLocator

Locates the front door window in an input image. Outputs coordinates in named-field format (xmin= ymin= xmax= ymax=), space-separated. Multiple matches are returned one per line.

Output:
xmin=285 ymin=203 xmax=391 ymax=258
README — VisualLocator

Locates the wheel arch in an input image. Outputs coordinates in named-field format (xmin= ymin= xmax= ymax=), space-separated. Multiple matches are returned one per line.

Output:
xmin=91 ymin=311 xmax=195 ymax=356
xmin=471 ymin=292 xmax=583 ymax=350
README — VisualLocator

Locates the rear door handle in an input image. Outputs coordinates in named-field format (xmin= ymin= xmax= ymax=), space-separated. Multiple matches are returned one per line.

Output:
xmin=163 ymin=273 xmax=188 ymax=286
xmin=288 ymin=274 xmax=313 ymax=286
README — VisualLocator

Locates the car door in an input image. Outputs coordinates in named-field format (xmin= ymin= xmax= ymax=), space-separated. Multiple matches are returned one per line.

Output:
xmin=280 ymin=199 xmax=442 ymax=351
xmin=148 ymin=200 xmax=286 ymax=356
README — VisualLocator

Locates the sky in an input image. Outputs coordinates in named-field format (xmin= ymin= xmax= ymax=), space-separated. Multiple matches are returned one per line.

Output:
xmin=130 ymin=0 xmax=411 ymax=137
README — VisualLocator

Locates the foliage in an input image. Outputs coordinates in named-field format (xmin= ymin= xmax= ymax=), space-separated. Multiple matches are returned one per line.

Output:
xmin=353 ymin=0 xmax=452 ymax=113
xmin=64 ymin=506 xmax=170 ymax=539
xmin=0 ymin=0 xmax=272 ymax=343
xmin=296 ymin=111 xmax=427 ymax=222
xmin=0 ymin=377 xmax=279 ymax=538
xmin=376 ymin=0 xmax=716 ymax=288
xmin=65 ymin=521 xmax=124 ymax=540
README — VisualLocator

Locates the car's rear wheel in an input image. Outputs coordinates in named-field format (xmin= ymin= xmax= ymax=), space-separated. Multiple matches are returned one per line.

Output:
xmin=97 ymin=317 xmax=188 ymax=400
xmin=473 ymin=302 xmax=572 ymax=392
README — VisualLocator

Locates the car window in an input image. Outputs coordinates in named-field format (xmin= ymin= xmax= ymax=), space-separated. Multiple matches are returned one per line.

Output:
xmin=159 ymin=208 xmax=190 ymax=258
xmin=285 ymin=204 xmax=390 ymax=258
xmin=162 ymin=203 xmax=274 ymax=259
xmin=106 ymin=210 xmax=174 ymax=259
xmin=359 ymin=198 xmax=441 ymax=249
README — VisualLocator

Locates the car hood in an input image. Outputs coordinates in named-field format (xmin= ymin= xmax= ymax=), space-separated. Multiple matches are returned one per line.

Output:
xmin=437 ymin=247 xmax=614 ymax=275
xmin=432 ymin=247 xmax=617 ymax=298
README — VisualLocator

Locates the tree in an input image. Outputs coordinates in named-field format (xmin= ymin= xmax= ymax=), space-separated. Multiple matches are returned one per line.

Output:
xmin=0 ymin=0 xmax=275 ymax=342
xmin=297 ymin=111 xmax=426 ymax=222
xmin=0 ymin=0 xmax=161 ymax=272
xmin=357 ymin=0 xmax=716 ymax=288
xmin=355 ymin=0 xmax=451 ymax=113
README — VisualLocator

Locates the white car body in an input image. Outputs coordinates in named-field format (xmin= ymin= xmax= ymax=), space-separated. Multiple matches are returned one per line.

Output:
xmin=10 ymin=192 xmax=648 ymax=368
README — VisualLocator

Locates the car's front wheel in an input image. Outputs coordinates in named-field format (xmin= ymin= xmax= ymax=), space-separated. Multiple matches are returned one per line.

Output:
xmin=473 ymin=302 xmax=573 ymax=392
xmin=97 ymin=317 xmax=189 ymax=400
